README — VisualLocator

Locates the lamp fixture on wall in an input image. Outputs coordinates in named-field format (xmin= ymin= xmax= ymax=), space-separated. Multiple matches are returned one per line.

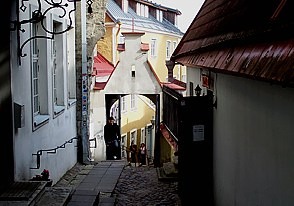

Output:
xmin=150 ymin=116 xmax=155 ymax=129
xmin=194 ymin=84 xmax=202 ymax=96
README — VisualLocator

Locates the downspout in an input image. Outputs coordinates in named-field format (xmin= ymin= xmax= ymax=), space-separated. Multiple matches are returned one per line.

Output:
xmin=81 ymin=0 xmax=90 ymax=163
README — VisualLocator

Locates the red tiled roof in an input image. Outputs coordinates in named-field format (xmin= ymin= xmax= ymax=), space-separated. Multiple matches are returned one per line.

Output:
xmin=162 ymin=82 xmax=186 ymax=91
xmin=94 ymin=82 xmax=107 ymax=90
xmin=93 ymin=54 xmax=115 ymax=90
xmin=93 ymin=54 xmax=114 ymax=77
xmin=160 ymin=123 xmax=178 ymax=151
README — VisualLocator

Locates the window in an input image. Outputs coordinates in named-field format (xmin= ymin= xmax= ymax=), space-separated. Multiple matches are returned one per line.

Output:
xmin=173 ymin=41 xmax=177 ymax=53
xmin=121 ymin=96 xmax=127 ymax=112
xmin=141 ymin=127 xmax=145 ymax=143
xmin=156 ymin=9 xmax=163 ymax=22
xmin=166 ymin=40 xmax=171 ymax=59
xmin=32 ymin=23 xmax=39 ymax=116
xmin=122 ymin=0 xmax=128 ymax=13
xmin=150 ymin=38 xmax=157 ymax=57
xmin=136 ymin=3 xmax=141 ymax=16
xmin=130 ymin=129 xmax=137 ymax=145
xmin=144 ymin=5 xmax=148 ymax=18
xmin=121 ymin=134 xmax=127 ymax=158
xmin=137 ymin=3 xmax=148 ymax=17
xmin=31 ymin=16 xmax=49 ymax=129
xmin=130 ymin=94 xmax=137 ymax=110
xmin=174 ymin=14 xmax=178 ymax=28
xmin=131 ymin=65 xmax=136 ymax=77
xmin=67 ymin=27 xmax=76 ymax=106
xmin=52 ymin=21 xmax=65 ymax=116
xmin=189 ymin=82 xmax=194 ymax=96
xmin=182 ymin=74 xmax=187 ymax=83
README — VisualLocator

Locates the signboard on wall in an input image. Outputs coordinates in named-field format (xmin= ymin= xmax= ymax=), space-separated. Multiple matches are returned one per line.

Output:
xmin=193 ymin=125 xmax=204 ymax=141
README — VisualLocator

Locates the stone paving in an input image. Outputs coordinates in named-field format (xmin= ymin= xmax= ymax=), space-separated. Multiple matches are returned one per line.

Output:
xmin=113 ymin=164 xmax=182 ymax=206
xmin=53 ymin=161 xmax=182 ymax=206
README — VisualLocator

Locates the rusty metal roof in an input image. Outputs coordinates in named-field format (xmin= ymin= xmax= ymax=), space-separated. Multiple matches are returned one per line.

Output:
xmin=171 ymin=0 xmax=294 ymax=87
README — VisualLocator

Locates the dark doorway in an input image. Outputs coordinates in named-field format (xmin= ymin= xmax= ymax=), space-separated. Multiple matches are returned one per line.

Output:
xmin=178 ymin=94 xmax=214 ymax=205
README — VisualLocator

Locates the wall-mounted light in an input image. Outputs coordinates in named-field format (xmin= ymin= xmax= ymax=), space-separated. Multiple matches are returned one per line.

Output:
xmin=150 ymin=116 xmax=155 ymax=128
xmin=194 ymin=84 xmax=202 ymax=96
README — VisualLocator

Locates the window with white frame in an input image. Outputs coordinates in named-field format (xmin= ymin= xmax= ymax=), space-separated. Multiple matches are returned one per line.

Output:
xmin=144 ymin=4 xmax=148 ymax=18
xmin=150 ymin=38 xmax=157 ymax=57
xmin=182 ymin=74 xmax=187 ymax=83
xmin=166 ymin=40 xmax=172 ymax=59
xmin=52 ymin=21 xmax=65 ymax=116
xmin=32 ymin=23 xmax=39 ymax=117
xmin=122 ymin=0 xmax=128 ymax=13
xmin=173 ymin=41 xmax=177 ymax=53
xmin=31 ymin=16 xmax=50 ymax=129
xmin=141 ymin=127 xmax=145 ymax=143
xmin=121 ymin=96 xmax=127 ymax=112
xmin=130 ymin=129 xmax=137 ymax=145
xmin=67 ymin=27 xmax=76 ymax=106
xmin=130 ymin=94 xmax=137 ymax=110
xmin=156 ymin=9 xmax=163 ymax=22
xmin=174 ymin=14 xmax=178 ymax=28
xmin=121 ymin=134 xmax=127 ymax=158
xmin=136 ymin=3 xmax=148 ymax=18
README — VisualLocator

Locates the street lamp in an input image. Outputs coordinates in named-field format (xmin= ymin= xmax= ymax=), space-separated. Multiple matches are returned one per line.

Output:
xmin=150 ymin=116 xmax=155 ymax=129
xmin=194 ymin=84 xmax=202 ymax=96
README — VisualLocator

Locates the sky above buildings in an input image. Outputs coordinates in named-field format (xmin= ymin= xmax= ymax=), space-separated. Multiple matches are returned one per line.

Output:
xmin=152 ymin=0 xmax=205 ymax=32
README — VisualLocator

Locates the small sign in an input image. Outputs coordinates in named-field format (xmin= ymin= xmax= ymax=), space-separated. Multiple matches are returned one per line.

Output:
xmin=193 ymin=125 xmax=204 ymax=141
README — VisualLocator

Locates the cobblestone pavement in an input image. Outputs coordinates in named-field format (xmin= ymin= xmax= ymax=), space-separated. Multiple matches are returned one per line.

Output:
xmin=113 ymin=164 xmax=182 ymax=206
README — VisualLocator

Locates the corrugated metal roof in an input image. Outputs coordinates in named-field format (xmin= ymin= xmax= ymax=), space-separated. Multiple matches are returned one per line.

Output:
xmin=106 ymin=0 xmax=184 ymax=35
xmin=171 ymin=0 xmax=294 ymax=87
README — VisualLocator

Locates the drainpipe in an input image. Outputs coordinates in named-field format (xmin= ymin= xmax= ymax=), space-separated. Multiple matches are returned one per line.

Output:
xmin=81 ymin=0 xmax=90 ymax=163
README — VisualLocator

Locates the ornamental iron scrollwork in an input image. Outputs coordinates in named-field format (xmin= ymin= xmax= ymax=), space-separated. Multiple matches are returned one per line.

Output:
xmin=11 ymin=0 xmax=93 ymax=63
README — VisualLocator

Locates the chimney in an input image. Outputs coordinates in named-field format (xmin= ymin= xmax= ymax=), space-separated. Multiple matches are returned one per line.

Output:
xmin=165 ymin=60 xmax=175 ymax=82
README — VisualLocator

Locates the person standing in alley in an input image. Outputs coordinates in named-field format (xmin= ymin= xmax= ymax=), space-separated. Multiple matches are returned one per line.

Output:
xmin=104 ymin=116 xmax=121 ymax=160
xmin=138 ymin=142 xmax=147 ymax=166
xmin=129 ymin=140 xmax=137 ymax=166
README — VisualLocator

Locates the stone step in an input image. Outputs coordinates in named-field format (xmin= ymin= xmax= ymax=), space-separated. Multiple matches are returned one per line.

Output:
xmin=0 ymin=181 xmax=48 ymax=206
xmin=156 ymin=162 xmax=178 ymax=182
xmin=34 ymin=187 xmax=72 ymax=206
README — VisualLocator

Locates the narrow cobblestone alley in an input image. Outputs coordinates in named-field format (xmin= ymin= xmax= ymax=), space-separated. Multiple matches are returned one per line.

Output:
xmin=113 ymin=164 xmax=182 ymax=206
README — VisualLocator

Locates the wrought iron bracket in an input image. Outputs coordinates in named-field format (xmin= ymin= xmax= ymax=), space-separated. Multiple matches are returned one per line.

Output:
xmin=10 ymin=0 xmax=92 ymax=64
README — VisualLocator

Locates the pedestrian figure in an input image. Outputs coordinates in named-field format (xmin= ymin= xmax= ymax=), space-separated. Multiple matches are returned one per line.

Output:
xmin=138 ymin=142 xmax=147 ymax=166
xmin=129 ymin=140 xmax=137 ymax=166
xmin=104 ymin=116 xmax=121 ymax=160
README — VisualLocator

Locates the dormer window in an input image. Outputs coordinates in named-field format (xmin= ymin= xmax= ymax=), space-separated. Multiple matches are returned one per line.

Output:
xmin=136 ymin=3 xmax=148 ymax=18
xmin=156 ymin=9 xmax=163 ymax=22
xmin=122 ymin=0 xmax=128 ymax=13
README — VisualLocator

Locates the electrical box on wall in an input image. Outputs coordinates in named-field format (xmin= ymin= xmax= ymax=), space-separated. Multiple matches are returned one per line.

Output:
xmin=14 ymin=103 xmax=25 ymax=128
